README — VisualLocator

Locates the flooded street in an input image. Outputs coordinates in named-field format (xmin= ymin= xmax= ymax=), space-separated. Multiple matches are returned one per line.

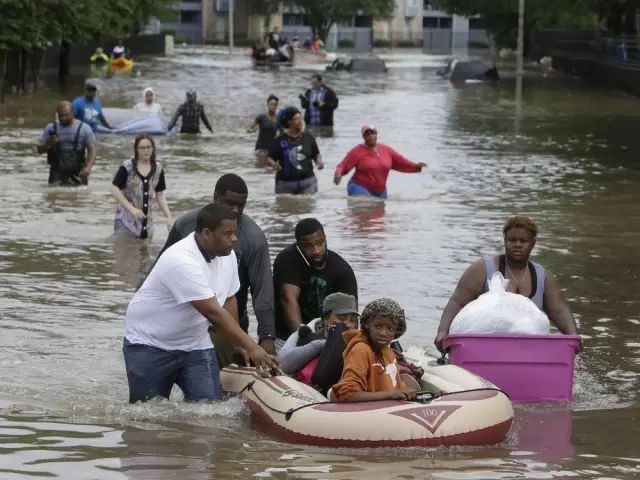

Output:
xmin=1 ymin=46 xmax=639 ymax=478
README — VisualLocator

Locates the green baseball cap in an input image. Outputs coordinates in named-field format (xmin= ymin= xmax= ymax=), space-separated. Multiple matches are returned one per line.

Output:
xmin=322 ymin=292 xmax=358 ymax=316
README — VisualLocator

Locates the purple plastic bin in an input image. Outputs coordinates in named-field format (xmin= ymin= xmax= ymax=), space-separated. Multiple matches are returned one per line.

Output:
xmin=442 ymin=334 xmax=582 ymax=402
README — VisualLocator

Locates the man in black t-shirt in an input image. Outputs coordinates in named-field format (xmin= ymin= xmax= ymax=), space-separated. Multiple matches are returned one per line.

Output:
xmin=273 ymin=218 xmax=358 ymax=344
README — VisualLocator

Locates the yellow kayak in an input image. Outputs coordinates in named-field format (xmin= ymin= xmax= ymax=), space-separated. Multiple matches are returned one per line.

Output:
xmin=109 ymin=57 xmax=134 ymax=72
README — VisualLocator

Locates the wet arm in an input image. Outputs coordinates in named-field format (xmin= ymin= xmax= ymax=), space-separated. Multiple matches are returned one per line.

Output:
xmin=200 ymin=109 xmax=213 ymax=132
xmin=167 ymin=106 xmax=182 ymax=130
xmin=247 ymin=240 xmax=276 ymax=341
xmin=543 ymin=273 xmax=579 ymax=335
xmin=191 ymin=297 xmax=276 ymax=369
xmin=98 ymin=111 xmax=113 ymax=129
xmin=155 ymin=191 xmax=172 ymax=223
xmin=335 ymin=148 xmax=359 ymax=177
xmin=435 ymin=262 xmax=486 ymax=341
xmin=277 ymin=336 xmax=325 ymax=375
xmin=110 ymin=185 xmax=137 ymax=213
xmin=85 ymin=143 xmax=97 ymax=171
xmin=299 ymin=91 xmax=310 ymax=109
xmin=280 ymin=283 xmax=302 ymax=333
xmin=247 ymin=120 xmax=258 ymax=133
xmin=389 ymin=146 xmax=421 ymax=173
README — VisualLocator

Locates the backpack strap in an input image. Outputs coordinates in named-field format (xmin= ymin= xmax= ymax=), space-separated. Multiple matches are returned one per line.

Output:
xmin=72 ymin=122 xmax=83 ymax=150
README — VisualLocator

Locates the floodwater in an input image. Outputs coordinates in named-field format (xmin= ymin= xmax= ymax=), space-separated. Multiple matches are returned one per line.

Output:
xmin=0 ymin=46 xmax=639 ymax=479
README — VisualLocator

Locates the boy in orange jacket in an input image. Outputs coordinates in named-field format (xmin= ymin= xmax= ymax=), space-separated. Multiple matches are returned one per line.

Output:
xmin=331 ymin=298 xmax=417 ymax=402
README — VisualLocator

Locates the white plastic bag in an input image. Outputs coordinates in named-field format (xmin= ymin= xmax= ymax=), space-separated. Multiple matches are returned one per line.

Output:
xmin=450 ymin=272 xmax=550 ymax=335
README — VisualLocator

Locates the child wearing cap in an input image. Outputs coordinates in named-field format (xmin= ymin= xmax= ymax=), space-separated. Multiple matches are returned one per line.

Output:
xmin=331 ymin=298 xmax=417 ymax=402
xmin=277 ymin=292 xmax=358 ymax=386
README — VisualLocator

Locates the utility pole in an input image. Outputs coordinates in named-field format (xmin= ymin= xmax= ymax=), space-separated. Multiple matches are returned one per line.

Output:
xmin=229 ymin=0 xmax=234 ymax=54
xmin=515 ymin=0 xmax=525 ymax=133
xmin=516 ymin=0 xmax=525 ymax=77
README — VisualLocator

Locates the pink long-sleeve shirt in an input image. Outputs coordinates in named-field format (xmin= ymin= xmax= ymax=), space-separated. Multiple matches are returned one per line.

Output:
xmin=335 ymin=143 xmax=420 ymax=194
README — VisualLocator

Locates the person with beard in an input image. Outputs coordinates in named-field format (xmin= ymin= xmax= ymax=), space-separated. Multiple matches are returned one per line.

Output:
xmin=37 ymin=101 xmax=97 ymax=186
xmin=433 ymin=215 xmax=580 ymax=353
xmin=123 ymin=204 xmax=279 ymax=403
xmin=156 ymin=174 xmax=277 ymax=364
xmin=273 ymin=218 xmax=357 ymax=348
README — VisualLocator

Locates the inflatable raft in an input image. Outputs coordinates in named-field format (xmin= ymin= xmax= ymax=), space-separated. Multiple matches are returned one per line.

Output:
xmin=221 ymin=347 xmax=513 ymax=448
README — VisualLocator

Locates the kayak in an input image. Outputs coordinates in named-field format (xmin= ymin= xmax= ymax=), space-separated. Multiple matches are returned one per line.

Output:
xmin=220 ymin=346 xmax=513 ymax=448
xmin=109 ymin=57 xmax=134 ymax=72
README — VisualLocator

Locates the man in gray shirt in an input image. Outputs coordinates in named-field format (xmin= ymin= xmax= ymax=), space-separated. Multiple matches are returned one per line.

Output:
xmin=158 ymin=174 xmax=276 ymax=364
xmin=37 ymin=101 xmax=96 ymax=186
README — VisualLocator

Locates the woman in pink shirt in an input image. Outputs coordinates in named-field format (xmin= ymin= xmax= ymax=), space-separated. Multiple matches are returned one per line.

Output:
xmin=333 ymin=124 xmax=426 ymax=199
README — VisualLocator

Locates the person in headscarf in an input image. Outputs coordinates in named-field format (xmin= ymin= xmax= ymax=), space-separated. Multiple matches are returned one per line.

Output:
xmin=133 ymin=87 xmax=163 ymax=115
xmin=167 ymin=90 xmax=213 ymax=134
xmin=331 ymin=298 xmax=417 ymax=402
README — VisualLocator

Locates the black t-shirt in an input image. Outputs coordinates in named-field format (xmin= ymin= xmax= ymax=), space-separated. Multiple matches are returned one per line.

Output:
xmin=112 ymin=166 xmax=166 ymax=192
xmin=268 ymin=131 xmax=319 ymax=181
xmin=254 ymin=113 xmax=279 ymax=151
xmin=273 ymin=244 xmax=358 ymax=339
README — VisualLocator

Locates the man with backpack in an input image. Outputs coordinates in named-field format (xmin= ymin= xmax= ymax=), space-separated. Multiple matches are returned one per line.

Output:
xmin=37 ymin=101 xmax=97 ymax=186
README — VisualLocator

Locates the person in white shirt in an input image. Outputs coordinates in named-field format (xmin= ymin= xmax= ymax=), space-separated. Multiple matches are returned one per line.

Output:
xmin=123 ymin=203 xmax=278 ymax=403
xmin=133 ymin=87 xmax=163 ymax=115
xmin=112 ymin=39 xmax=127 ymax=59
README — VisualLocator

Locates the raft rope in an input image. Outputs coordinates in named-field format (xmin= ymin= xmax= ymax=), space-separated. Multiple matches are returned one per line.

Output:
xmin=238 ymin=381 xmax=509 ymax=422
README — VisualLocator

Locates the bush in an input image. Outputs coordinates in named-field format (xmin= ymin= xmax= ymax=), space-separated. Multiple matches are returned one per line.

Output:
xmin=338 ymin=38 xmax=355 ymax=48
xmin=395 ymin=39 xmax=422 ymax=48
xmin=373 ymin=39 xmax=392 ymax=48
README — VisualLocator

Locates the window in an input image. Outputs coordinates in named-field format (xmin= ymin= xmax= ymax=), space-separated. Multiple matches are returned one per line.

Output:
xmin=181 ymin=11 xmax=201 ymax=24
xmin=469 ymin=18 xmax=485 ymax=30
xmin=423 ymin=17 xmax=437 ymax=28
xmin=439 ymin=17 xmax=452 ymax=28
xmin=423 ymin=16 xmax=452 ymax=29
xmin=215 ymin=0 xmax=229 ymax=12
xmin=354 ymin=15 xmax=372 ymax=28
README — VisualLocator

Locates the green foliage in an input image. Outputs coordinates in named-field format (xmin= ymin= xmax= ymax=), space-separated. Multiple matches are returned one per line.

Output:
xmin=373 ymin=38 xmax=392 ymax=47
xmin=0 ymin=0 xmax=173 ymax=50
xmin=437 ymin=0 xmax=611 ymax=48
xmin=338 ymin=38 xmax=355 ymax=48
xmin=283 ymin=0 xmax=395 ymax=42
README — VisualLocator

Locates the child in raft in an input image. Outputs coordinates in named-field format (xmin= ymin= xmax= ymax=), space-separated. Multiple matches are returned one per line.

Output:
xmin=331 ymin=298 xmax=417 ymax=402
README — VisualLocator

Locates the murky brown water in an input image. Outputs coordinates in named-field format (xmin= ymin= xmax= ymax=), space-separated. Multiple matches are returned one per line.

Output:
xmin=1 ymin=46 xmax=639 ymax=479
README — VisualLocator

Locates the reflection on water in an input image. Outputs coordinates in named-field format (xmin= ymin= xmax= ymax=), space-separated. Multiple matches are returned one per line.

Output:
xmin=0 ymin=46 xmax=639 ymax=478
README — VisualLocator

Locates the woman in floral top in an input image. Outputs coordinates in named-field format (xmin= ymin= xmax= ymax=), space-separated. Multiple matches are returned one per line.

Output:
xmin=111 ymin=135 xmax=173 ymax=239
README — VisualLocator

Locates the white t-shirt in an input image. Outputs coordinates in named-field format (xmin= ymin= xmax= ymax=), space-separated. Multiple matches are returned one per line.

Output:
xmin=124 ymin=232 xmax=240 ymax=351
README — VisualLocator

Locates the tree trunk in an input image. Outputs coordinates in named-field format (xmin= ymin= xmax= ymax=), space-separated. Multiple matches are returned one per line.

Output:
xmin=31 ymin=48 xmax=44 ymax=93
xmin=0 ymin=50 xmax=6 ymax=104
xmin=19 ymin=49 xmax=28 ymax=93
xmin=58 ymin=39 xmax=70 ymax=85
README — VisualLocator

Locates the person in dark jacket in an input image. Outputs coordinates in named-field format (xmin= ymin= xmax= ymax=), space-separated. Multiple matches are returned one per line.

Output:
xmin=167 ymin=90 xmax=213 ymax=134
xmin=157 ymin=174 xmax=277 ymax=364
xmin=299 ymin=74 xmax=338 ymax=127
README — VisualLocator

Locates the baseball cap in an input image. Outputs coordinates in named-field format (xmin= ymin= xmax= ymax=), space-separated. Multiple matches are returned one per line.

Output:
xmin=85 ymin=80 xmax=97 ymax=91
xmin=361 ymin=124 xmax=377 ymax=136
xmin=322 ymin=293 xmax=358 ymax=316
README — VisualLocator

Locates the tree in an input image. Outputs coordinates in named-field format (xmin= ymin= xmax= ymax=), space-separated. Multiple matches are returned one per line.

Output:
xmin=283 ymin=0 xmax=395 ymax=43
xmin=0 ymin=0 xmax=173 ymax=101
xmin=438 ymin=0 xmax=601 ymax=49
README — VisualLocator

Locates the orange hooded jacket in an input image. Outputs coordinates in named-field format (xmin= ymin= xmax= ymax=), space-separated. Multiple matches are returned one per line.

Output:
xmin=331 ymin=330 xmax=406 ymax=402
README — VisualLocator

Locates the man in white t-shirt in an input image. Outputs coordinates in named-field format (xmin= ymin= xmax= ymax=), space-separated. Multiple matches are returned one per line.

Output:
xmin=123 ymin=203 xmax=278 ymax=403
